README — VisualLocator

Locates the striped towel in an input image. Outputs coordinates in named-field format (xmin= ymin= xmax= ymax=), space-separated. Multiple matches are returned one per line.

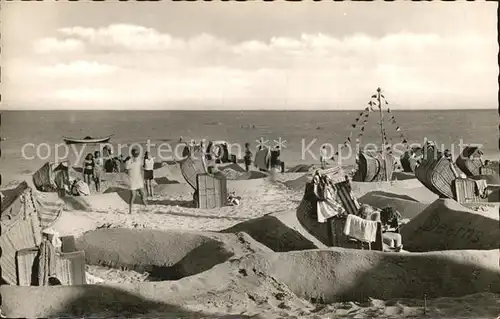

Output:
xmin=32 ymin=191 xmax=64 ymax=229
xmin=317 ymin=186 xmax=344 ymax=223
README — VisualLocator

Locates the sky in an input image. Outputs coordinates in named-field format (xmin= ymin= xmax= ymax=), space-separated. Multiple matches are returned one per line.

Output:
xmin=2 ymin=1 xmax=498 ymax=110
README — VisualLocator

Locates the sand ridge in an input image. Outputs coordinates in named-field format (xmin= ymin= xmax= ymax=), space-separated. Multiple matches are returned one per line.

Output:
xmin=3 ymin=248 xmax=499 ymax=318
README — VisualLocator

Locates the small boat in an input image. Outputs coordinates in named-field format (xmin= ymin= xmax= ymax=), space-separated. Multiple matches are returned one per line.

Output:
xmin=63 ymin=135 xmax=113 ymax=144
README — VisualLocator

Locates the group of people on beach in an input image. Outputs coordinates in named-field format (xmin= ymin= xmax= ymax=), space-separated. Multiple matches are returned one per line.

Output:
xmin=71 ymin=147 xmax=156 ymax=213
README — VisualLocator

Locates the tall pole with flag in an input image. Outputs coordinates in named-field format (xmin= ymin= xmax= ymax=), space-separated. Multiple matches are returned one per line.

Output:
xmin=376 ymin=87 xmax=385 ymax=160
xmin=347 ymin=88 xmax=406 ymax=181
xmin=368 ymin=87 xmax=388 ymax=181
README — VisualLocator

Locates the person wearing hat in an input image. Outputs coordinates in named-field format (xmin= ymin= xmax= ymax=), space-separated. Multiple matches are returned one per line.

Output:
xmin=125 ymin=148 xmax=148 ymax=214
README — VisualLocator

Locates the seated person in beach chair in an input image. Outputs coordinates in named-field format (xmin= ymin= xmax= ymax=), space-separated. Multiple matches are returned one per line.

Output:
xmin=342 ymin=213 xmax=381 ymax=250
xmin=357 ymin=204 xmax=403 ymax=252
xmin=70 ymin=178 xmax=91 ymax=196
xmin=376 ymin=206 xmax=403 ymax=251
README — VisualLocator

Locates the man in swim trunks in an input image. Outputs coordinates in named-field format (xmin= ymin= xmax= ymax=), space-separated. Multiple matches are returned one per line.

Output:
xmin=125 ymin=148 xmax=148 ymax=214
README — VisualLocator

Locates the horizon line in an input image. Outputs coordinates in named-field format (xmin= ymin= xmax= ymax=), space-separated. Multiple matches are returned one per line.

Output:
xmin=0 ymin=107 xmax=497 ymax=112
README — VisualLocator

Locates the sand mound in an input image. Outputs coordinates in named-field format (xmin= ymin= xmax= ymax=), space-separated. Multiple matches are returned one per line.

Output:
xmin=351 ymin=180 xmax=438 ymax=203
xmin=400 ymin=199 xmax=500 ymax=251
xmin=50 ymin=211 xmax=102 ymax=237
xmin=281 ymin=174 xmax=310 ymax=192
xmin=62 ymin=192 xmax=129 ymax=212
xmin=238 ymin=249 xmax=500 ymax=302
xmin=76 ymin=228 xmax=269 ymax=280
xmin=4 ymin=248 xmax=499 ymax=318
xmin=287 ymin=164 xmax=315 ymax=173
xmin=218 ymin=163 xmax=246 ymax=173
xmin=221 ymin=212 xmax=318 ymax=252
xmin=153 ymin=164 xmax=184 ymax=183
xmin=359 ymin=192 xmax=429 ymax=220
xmin=218 ymin=168 xmax=268 ymax=180
xmin=392 ymin=171 xmax=417 ymax=181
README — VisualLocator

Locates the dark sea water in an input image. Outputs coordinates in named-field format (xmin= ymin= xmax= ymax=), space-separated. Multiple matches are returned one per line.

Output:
xmin=1 ymin=109 xmax=498 ymax=181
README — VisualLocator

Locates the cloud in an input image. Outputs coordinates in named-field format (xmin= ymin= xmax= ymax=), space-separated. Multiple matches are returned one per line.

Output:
xmin=7 ymin=24 xmax=497 ymax=109
xmin=33 ymin=37 xmax=85 ymax=54
xmin=37 ymin=61 xmax=118 ymax=77
xmin=54 ymin=88 xmax=116 ymax=102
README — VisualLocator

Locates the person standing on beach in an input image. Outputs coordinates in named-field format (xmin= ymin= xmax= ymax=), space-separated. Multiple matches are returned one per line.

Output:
xmin=244 ymin=142 xmax=253 ymax=172
xmin=143 ymin=151 xmax=155 ymax=198
xmin=269 ymin=146 xmax=281 ymax=181
xmin=320 ymin=145 xmax=329 ymax=169
xmin=125 ymin=149 xmax=148 ymax=214
xmin=83 ymin=153 xmax=95 ymax=189
xmin=93 ymin=151 xmax=103 ymax=192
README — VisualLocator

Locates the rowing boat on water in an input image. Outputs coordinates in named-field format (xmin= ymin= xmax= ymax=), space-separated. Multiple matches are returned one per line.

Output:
xmin=62 ymin=135 xmax=113 ymax=144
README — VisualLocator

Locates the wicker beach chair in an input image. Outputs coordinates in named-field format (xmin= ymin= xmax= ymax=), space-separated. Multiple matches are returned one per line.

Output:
xmin=353 ymin=151 xmax=396 ymax=182
xmin=455 ymin=146 xmax=483 ymax=177
xmin=415 ymin=144 xmax=490 ymax=203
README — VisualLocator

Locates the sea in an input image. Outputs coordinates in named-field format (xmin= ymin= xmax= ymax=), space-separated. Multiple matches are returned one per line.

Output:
xmin=0 ymin=109 xmax=498 ymax=182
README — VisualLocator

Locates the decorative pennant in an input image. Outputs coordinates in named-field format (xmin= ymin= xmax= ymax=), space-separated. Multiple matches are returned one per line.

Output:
xmin=364 ymin=107 xmax=369 ymax=111
xmin=396 ymin=126 xmax=401 ymax=132
xmin=385 ymin=100 xmax=389 ymax=105
xmin=351 ymin=124 xmax=356 ymax=128
xmin=381 ymin=94 xmax=385 ymax=98
xmin=387 ymin=108 xmax=391 ymax=113
xmin=335 ymin=151 xmax=339 ymax=156
xmin=371 ymin=94 xmax=377 ymax=98
xmin=355 ymin=117 xmax=359 ymax=122
xmin=361 ymin=127 xmax=365 ymax=131
xmin=347 ymin=137 xmax=351 ymax=143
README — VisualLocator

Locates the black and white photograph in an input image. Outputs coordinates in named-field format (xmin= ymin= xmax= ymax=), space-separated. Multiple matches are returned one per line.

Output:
xmin=1 ymin=1 xmax=499 ymax=318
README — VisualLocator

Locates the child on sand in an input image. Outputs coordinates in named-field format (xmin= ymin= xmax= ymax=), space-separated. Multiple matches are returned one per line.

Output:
xmin=125 ymin=149 xmax=148 ymax=214
xmin=83 ymin=153 xmax=94 ymax=189
xmin=143 ymin=151 xmax=155 ymax=198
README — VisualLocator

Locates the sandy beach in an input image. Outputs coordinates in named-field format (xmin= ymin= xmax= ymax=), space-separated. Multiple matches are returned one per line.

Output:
xmin=2 ymin=2 xmax=499 ymax=317
xmin=2 ymin=161 xmax=499 ymax=318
